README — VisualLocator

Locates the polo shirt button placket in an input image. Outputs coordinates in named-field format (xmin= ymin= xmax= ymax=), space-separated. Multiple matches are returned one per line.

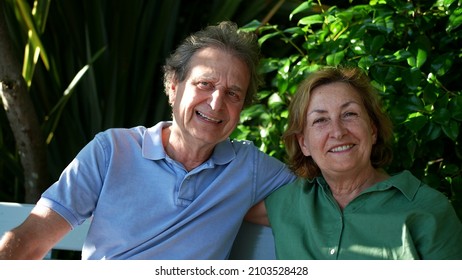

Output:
xmin=329 ymin=248 xmax=337 ymax=259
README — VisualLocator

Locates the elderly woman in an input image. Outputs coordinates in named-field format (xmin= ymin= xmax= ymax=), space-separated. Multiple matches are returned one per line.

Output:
xmin=255 ymin=67 xmax=462 ymax=259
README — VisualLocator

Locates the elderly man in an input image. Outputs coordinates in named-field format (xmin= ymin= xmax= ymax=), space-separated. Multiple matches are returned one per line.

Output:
xmin=0 ymin=21 xmax=295 ymax=260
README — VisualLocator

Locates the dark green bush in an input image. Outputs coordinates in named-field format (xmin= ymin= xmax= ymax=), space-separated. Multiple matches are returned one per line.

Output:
xmin=232 ymin=0 xmax=462 ymax=220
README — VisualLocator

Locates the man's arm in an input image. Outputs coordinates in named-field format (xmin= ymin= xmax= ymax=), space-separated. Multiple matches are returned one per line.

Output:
xmin=0 ymin=204 xmax=72 ymax=259
xmin=245 ymin=201 xmax=270 ymax=226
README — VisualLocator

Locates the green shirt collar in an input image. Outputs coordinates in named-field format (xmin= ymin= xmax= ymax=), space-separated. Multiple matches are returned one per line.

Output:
xmin=315 ymin=170 xmax=420 ymax=202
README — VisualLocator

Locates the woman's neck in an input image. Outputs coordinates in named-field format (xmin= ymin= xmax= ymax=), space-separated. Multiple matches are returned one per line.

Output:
xmin=324 ymin=168 xmax=389 ymax=210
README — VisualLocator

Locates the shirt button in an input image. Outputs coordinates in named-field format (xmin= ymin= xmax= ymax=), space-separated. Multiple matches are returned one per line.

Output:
xmin=330 ymin=249 xmax=336 ymax=255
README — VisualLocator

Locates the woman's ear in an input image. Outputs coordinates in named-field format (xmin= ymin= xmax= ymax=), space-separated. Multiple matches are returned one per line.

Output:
xmin=297 ymin=133 xmax=311 ymax=156
xmin=371 ymin=122 xmax=378 ymax=144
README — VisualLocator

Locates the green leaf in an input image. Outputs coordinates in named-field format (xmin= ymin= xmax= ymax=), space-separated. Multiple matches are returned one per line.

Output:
xmin=405 ymin=95 xmax=425 ymax=112
xmin=258 ymin=31 xmax=282 ymax=45
xmin=431 ymin=54 xmax=453 ymax=76
xmin=407 ymin=36 xmax=430 ymax=69
xmin=421 ymin=172 xmax=441 ymax=190
xmin=442 ymin=0 xmax=457 ymax=8
xmin=404 ymin=114 xmax=427 ymax=133
xmin=442 ymin=163 xmax=460 ymax=176
xmin=290 ymin=1 xmax=313 ymax=21
xmin=435 ymin=93 xmax=450 ymax=108
xmin=284 ymin=27 xmax=305 ymax=37
xmin=299 ymin=14 xmax=324 ymax=26
xmin=259 ymin=58 xmax=281 ymax=74
xmin=370 ymin=0 xmax=387 ymax=5
xmin=241 ymin=20 xmax=262 ymax=31
xmin=268 ymin=93 xmax=284 ymax=107
xmin=371 ymin=14 xmax=394 ymax=33
xmin=432 ymin=108 xmax=452 ymax=125
xmin=358 ymin=55 xmax=374 ymax=69
xmin=402 ymin=68 xmax=423 ymax=90
xmin=390 ymin=50 xmax=412 ymax=62
xmin=422 ymin=122 xmax=441 ymax=141
xmin=369 ymin=66 xmax=400 ymax=85
xmin=276 ymin=76 xmax=289 ymax=94
xmin=422 ymin=84 xmax=438 ymax=105
xmin=16 ymin=0 xmax=51 ymax=86
xmin=370 ymin=35 xmax=385 ymax=55
xmin=447 ymin=6 xmax=462 ymax=32
xmin=442 ymin=120 xmax=460 ymax=141
xmin=449 ymin=96 xmax=462 ymax=121
xmin=326 ymin=50 xmax=345 ymax=66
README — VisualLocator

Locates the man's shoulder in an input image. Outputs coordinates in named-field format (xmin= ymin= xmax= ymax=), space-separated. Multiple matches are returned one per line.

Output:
xmin=95 ymin=126 xmax=152 ymax=141
xmin=230 ymin=138 xmax=255 ymax=147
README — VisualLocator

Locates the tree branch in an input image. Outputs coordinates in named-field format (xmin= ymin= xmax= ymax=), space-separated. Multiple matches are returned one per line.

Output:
xmin=0 ymin=0 xmax=48 ymax=203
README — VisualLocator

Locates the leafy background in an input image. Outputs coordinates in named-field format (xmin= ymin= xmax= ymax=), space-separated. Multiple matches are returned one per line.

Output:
xmin=1 ymin=0 xmax=461 ymax=224
xmin=233 ymin=0 xmax=462 ymax=220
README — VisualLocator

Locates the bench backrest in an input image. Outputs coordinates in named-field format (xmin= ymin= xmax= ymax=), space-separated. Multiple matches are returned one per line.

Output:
xmin=0 ymin=201 xmax=276 ymax=259
xmin=0 ymin=202 xmax=90 ymax=252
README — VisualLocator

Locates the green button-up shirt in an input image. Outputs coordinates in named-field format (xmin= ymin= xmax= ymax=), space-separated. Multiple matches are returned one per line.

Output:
xmin=265 ymin=170 xmax=462 ymax=259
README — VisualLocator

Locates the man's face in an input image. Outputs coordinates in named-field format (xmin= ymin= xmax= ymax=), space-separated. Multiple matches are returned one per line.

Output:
xmin=169 ymin=47 xmax=250 ymax=147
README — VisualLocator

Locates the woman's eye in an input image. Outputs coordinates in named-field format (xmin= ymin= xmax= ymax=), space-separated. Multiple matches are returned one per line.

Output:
xmin=313 ymin=118 xmax=327 ymax=125
xmin=343 ymin=111 xmax=358 ymax=118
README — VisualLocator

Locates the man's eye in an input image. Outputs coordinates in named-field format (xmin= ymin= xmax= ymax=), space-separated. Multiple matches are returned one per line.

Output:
xmin=197 ymin=81 xmax=213 ymax=89
xmin=227 ymin=91 xmax=242 ymax=102
xmin=228 ymin=91 xmax=239 ymax=98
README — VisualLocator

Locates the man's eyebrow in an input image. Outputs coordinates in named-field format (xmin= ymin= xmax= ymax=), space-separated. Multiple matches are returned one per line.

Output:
xmin=228 ymin=85 xmax=244 ymax=92
xmin=191 ymin=73 xmax=245 ymax=92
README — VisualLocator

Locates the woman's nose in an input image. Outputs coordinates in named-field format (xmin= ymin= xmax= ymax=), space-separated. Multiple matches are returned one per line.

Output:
xmin=331 ymin=119 xmax=347 ymax=139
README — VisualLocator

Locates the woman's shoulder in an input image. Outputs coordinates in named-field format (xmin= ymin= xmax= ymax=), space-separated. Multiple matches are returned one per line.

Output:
xmin=267 ymin=177 xmax=315 ymax=201
xmin=390 ymin=170 xmax=455 ymax=213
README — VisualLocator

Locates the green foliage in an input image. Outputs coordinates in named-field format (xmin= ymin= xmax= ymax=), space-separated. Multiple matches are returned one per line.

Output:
xmin=232 ymin=0 xmax=462 ymax=219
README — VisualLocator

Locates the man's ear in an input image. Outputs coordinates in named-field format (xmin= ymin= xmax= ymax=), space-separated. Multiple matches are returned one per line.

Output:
xmin=167 ymin=81 xmax=177 ymax=106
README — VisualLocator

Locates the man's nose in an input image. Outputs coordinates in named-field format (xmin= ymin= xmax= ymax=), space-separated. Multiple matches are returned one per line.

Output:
xmin=209 ymin=89 xmax=224 ymax=111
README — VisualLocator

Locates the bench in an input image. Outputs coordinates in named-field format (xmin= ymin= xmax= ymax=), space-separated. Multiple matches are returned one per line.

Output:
xmin=0 ymin=202 xmax=91 ymax=258
xmin=0 ymin=201 xmax=276 ymax=259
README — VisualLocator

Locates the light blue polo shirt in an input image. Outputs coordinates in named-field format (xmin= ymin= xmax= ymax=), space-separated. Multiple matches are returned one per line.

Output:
xmin=38 ymin=122 xmax=296 ymax=259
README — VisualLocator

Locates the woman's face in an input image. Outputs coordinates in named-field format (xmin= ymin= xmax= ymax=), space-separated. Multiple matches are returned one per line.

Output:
xmin=297 ymin=82 xmax=377 ymax=177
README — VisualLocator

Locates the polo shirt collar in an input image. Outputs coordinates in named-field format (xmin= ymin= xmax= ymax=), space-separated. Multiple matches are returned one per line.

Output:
xmin=315 ymin=170 xmax=420 ymax=201
xmin=141 ymin=121 xmax=235 ymax=165
xmin=141 ymin=121 xmax=168 ymax=160
xmin=376 ymin=170 xmax=420 ymax=201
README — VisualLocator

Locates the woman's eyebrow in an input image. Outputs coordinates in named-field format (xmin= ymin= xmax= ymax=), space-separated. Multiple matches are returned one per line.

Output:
xmin=307 ymin=109 xmax=327 ymax=116
xmin=341 ymin=100 xmax=360 ymax=109
xmin=307 ymin=100 xmax=360 ymax=116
